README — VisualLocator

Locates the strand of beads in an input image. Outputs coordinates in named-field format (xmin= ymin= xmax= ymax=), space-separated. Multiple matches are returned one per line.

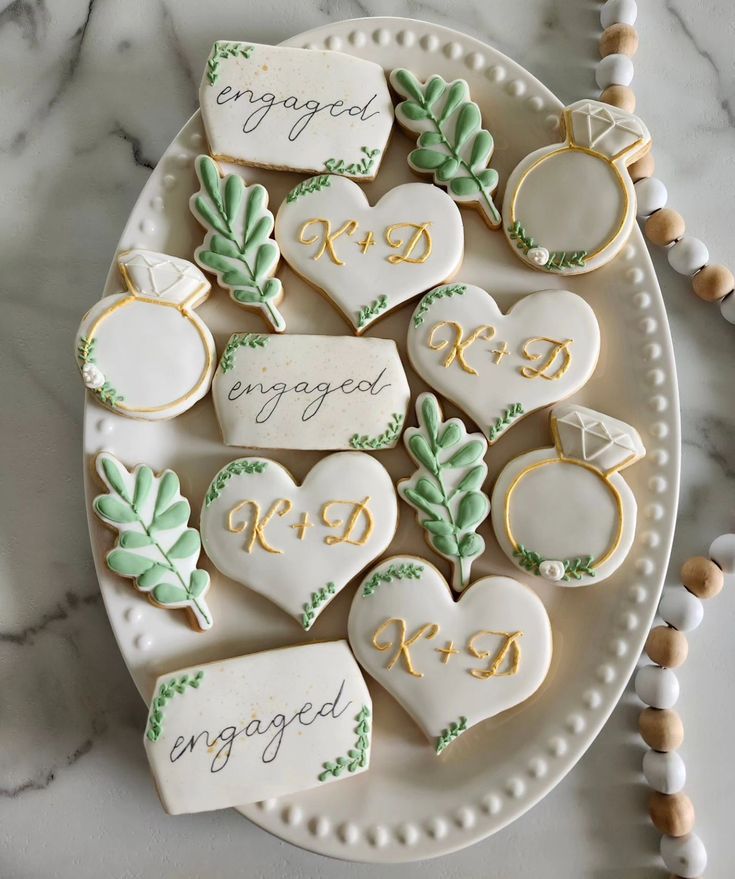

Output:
xmin=635 ymin=548 xmax=728 ymax=878
xmin=595 ymin=0 xmax=735 ymax=322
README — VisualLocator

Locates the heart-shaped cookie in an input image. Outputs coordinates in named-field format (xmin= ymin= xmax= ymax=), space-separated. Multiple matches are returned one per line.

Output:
xmin=407 ymin=284 xmax=600 ymax=443
xmin=275 ymin=176 xmax=464 ymax=334
xmin=348 ymin=556 xmax=552 ymax=752
xmin=200 ymin=453 xmax=397 ymax=629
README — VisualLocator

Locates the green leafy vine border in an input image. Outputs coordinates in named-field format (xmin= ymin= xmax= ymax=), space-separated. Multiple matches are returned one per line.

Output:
xmin=207 ymin=42 xmax=253 ymax=86
xmin=487 ymin=403 xmax=524 ymax=443
xmin=286 ymin=175 xmax=331 ymax=203
xmin=146 ymin=671 xmax=204 ymax=742
xmin=318 ymin=705 xmax=371 ymax=781
xmin=356 ymin=294 xmax=388 ymax=329
xmin=219 ymin=333 xmax=269 ymax=373
xmin=362 ymin=562 xmax=424 ymax=598
xmin=507 ymin=221 xmax=587 ymax=271
xmin=301 ymin=582 xmax=336 ymax=631
xmin=349 ymin=413 xmax=404 ymax=450
xmin=77 ymin=336 xmax=125 ymax=407
xmin=514 ymin=545 xmax=596 ymax=581
xmin=324 ymin=147 xmax=381 ymax=177
xmin=436 ymin=715 xmax=468 ymax=754
xmin=412 ymin=284 xmax=467 ymax=328
xmin=204 ymin=460 xmax=268 ymax=507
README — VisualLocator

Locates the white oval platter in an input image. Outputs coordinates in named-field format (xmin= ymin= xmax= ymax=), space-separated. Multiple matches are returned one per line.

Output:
xmin=82 ymin=15 xmax=680 ymax=863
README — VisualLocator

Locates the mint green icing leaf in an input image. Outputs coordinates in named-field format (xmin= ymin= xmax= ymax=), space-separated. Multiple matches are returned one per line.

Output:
xmin=438 ymin=422 xmax=462 ymax=448
xmin=108 ymin=549 xmax=154 ymax=578
xmin=419 ymin=131 xmax=443 ymax=147
xmin=224 ymin=173 xmax=244 ymax=221
xmin=423 ymin=519 xmax=454 ymax=536
xmin=133 ymin=466 xmax=153 ymax=509
xmin=437 ymin=157 xmax=460 ymax=183
xmin=448 ymin=176 xmax=480 ymax=197
xmin=393 ymin=68 xmax=424 ymax=102
xmin=209 ymin=235 xmax=241 ymax=259
xmin=100 ymin=456 xmax=128 ymax=499
xmin=438 ymin=80 xmax=467 ymax=123
xmin=151 ymin=501 xmax=190 ymax=532
xmin=409 ymin=148 xmax=445 ymax=171
xmin=154 ymin=471 xmax=180 ymax=517
xmin=459 ymin=532 xmax=484 ymax=558
xmin=193 ymin=195 xmax=229 ymax=237
xmin=198 ymin=250 xmax=240 ymax=276
xmin=137 ymin=564 xmax=172 ymax=588
xmin=168 ymin=529 xmax=201 ymax=559
xmin=152 ymin=583 xmax=189 ymax=605
xmin=446 ymin=441 xmax=484 ymax=468
xmin=408 ymin=434 xmax=436 ymax=471
xmin=94 ymin=496 xmax=137 ymax=524
xmin=119 ymin=532 xmax=153 ymax=549
xmin=477 ymin=168 xmax=499 ymax=189
xmin=415 ymin=477 xmax=443 ymax=505
xmin=457 ymin=465 xmax=485 ymax=492
xmin=261 ymin=277 xmax=281 ymax=301
xmin=421 ymin=394 xmax=440 ymax=444
xmin=432 ymin=533 xmax=459 ymax=556
xmin=401 ymin=101 xmax=429 ymax=121
xmin=455 ymin=103 xmax=481 ymax=148
xmin=197 ymin=155 xmax=223 ymax=209
xmin=469 ymin=130 xmax=494 ymax=170
xmin=424 ymin=75 xmax=446 ymax=107
xmin=244 ymin=185 xmax=267 ymax=237
xmin=189 ymin=569 xmax=209 ymax=598
xmin=254 ymin=241 xmax=278 ymax=278
xmin=403 ymin=488 xmax=437 ymax=517
xmin=456 ymin=491 xmax=488 ymax=530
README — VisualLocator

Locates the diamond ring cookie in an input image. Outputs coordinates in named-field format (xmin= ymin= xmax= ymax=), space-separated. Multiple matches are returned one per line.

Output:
xmin=75 ymin=250 xmax=216 ymax=419
xmin=348 ymin=557 xmax=552 ymax=754
xmin=491 ymin=404 xmax=646 ymax=586
xmin=407 ymin=284 xmax=600 ymax=443
xmin=503 ymin=100 xmax=651 ymax=274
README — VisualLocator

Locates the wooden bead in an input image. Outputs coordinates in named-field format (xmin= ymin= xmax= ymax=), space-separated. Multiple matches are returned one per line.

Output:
xmin=692 ymin=263 xmax=735 ymax=303
xmin=600 ymin=84 xmax=636 ymax=112
xmin=650 ymin=792 xmax=695 ymax=837
xmin=645 ymin=626 xmax=688 ymax=668
xmin=600 ymin=23 xmax=639 ymax=57
xmin=645 ymin=209 xmax=685 ymax=247
xmin=629 ymin=150 xmax=655 ymax=182
xmin=681 ymin=555 xmax=724 ymax=599
xmin=639 ymin=708 xmax=684 ymax=751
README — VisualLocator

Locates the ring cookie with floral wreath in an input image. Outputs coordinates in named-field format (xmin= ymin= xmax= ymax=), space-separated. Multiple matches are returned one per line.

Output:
xmin=144 ymin=641 xmax=372 ymax=814
xmin=199 ymin=40 xmax=394 ymax=179
xmin=275 ymin=175 xmax=464 ymax=333
xmin=200 ymin=453 xmax=398 ymax=630
xmin=407 ymin=284 xmax=600 ymax=444
xmin=75 ymin=250 xmax=216 ymax=420
xmin=503 ymin=100 xmax=652 ymax=274
xmin=348 ymin=556 xmax=552 ymax=754
xmin=491 ymin=403 xmax=646 ymax=586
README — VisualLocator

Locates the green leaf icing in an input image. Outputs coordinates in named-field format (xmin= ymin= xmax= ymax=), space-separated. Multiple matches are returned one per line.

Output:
xmin=356 ymin=294 xmax=388 ymax=329
xmin=412 ymin=284 xmax=467 ymax=328
xmin=507 ymin=221 xmax=587 ymax=271
xmin=219 ymin=332 xmax=269 ymax=373
xmin=435 ymin=715 xmax=468 ymax=754
xmin=286 ymin=175 xmax=331 ymax=203
xmin=362 ymin=562 xmax=424 ymax=598
xmin=399 ymin=393 xmax=490 ymax=591
xmin=191 ymin=155 xmax=285 ymax=332
xmin=204 ymin=459 xmax=267 ymax=507
xmin=514 ymin=545 xmax=596 ymax=581
xmin=301 ymin=582 xmax=337 ymax=630
xmin=318 ymin=705 xmax=371 ymax=781
xmin=487 ymin=403 xmax=524 ymax=443
xmin=206 ymin=41 xmax=253 ymax=86
xmin=392 ymin=69 xmax=501 ymax=227
xmin=93 ymin=453 xmax=213 ymax=630
xmin=146 ymin=671 xmax=204 ymax=742
xmin=349 ymin=413 xmax=404 ymax=450
xmin=76 ymin=336 xmax=125 ymax=408
xmin=323 ymin=146 xmax=381 ymax=177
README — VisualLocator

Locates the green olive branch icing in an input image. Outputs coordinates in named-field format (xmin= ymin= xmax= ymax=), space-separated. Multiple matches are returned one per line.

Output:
xmin=362 ymin=562 xmax=424 ymax=598
xmin=191 ymin=155 xmax=285 ymax=332
xmin=349 ymin=413 xmax=404 ymax=450
xmin=356 ymin=294 xmax=388 ymax=329
xmin=206 ymin=41 xmax=253 ymax=86
xmin=146 ymin=671 xmax=204 ymax=742
xmin=286 ymin=175 xmax=332 ymax=203
xmin=412 ymin=283 xmax=467 ymax=328
xmin=301 ymin=582 xmax=337 ymax=631
xmin=487 ymin=402 xmax=524 ymax=443
xmin=77 ymin=336 xmax=125 ymax=407
xmin=324 ymin=146 xmax=381 ymax=177
xmin=93 ymin=454 xmax=213 ymax=630
xmin=435 ymin=715 xmax=468 ymax=754
xmin=400 ymin=394 xmax=489 ymax=592
xmin=204 ymin=460 xmax=268 ymax=507
xmin=318 ymin=705 xmax=371 ymax=781
xmin=220 ymin=332 xmax=269 ymax=373
xmin=514 ymin=545 xmax=596 ymax=581
xmin=392 ymin=69 xmax=501 ymax=226
xmin=507 ymin=221 xmax=587 ymax=271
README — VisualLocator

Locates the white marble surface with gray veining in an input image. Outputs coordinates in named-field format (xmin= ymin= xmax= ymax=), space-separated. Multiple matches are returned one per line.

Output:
xmin=1 ymin=1 xmax=734 ymax=877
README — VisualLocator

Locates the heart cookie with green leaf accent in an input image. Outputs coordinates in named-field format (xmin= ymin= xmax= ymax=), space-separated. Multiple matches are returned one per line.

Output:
xmin=275 ymin=175 xmax=464 ymax=334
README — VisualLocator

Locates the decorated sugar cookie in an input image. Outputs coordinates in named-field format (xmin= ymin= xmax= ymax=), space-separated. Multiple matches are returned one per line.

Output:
xmin=503 ymin=100 xmax=651 ymax=274
xmin=491 ymin=404 xmax=646 ymax=586
xmin=348 ymin=557 xmax=552 ymax=753
xmin=190 ymin=155 xmax=285 ymax=332
xmin=75 ymin=250 xmax=216 ymax=420
xmin=200 ymin=453 xmax=397 ymax=629
xmin=407 ymin=284 xmax=600 ymax=443
xmin=398 ymin=394 xmax=489 ymax=592
xmin=390 ymin=68 xmax=501 ymax=229
xmin=212 ymin=333 xmax=410 ymax=450
xmin=275 ymin=176 xmax=463 ymax=333
xmin=144 ymin=641 xmax=371 ymax=814
xmin=92 ymin=453 xmax=212 ymax=631
xmin=199 ymin=41 xmax=393 ymax=179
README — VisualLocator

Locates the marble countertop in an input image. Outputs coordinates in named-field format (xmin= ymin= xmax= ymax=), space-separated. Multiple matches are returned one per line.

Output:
xmin=1 ymin=1 xmax=734 ymax=876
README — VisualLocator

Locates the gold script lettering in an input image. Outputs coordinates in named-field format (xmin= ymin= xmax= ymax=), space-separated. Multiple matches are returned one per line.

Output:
xmin=227 ymin=498 xmax=292 ymax=554
xmin=385 ymin=222 xmax=433 ymax=264
xmin=371 ymin=618 xmax=440 ymax=677
xmin=321 ymin=497 xmax=374 ymax=546
xmin=521 ymin=337 xmax=573 ymax=381
xmin=428 ymin=321 xmax=496 ymax=375
xmin=467 ymin=630 xmax=523 ymax=679
xmin=298 ymin=218 xmax=359 ymax=265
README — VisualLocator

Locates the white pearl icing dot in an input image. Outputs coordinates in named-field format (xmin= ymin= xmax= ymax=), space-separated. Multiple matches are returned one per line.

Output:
xmin=634 ymin=665 xmax=679 ymax=709
xmin=642 ymin=749 xmax=686 ymax=794
xmin=601 ymin=0 xmax=638 ymax=28
xmin=527 ymin=245 xmax=550 ymax=266
xmin=595 ymin=53 xmax=634 ymax=89
xmin=668 ymin=236 xmax=710 ymax=276
xmin=635 ymin=177 xmax=668 ymax=217
xmin=660 ymin=832 xmax=707 ymax=878
xmin=659 ymin=586 xmax=704 ymax=631
xmin=539 ymin=559 xmax=565 ymax=581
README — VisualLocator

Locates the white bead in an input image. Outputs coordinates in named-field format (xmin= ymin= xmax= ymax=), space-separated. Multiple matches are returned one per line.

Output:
xmin=710 ymin=533 xmax=735 ymax=574
xmin=668 ymin=236 xmax=710 ymax=276
xmin=595 ymin=53 xmax=635 ymax=89
xmin=642 ymin=749 xmax=686 ymax=794
xmin=659 ymin=586 xmax=704 ymax=631
xmin=720 ymin=291 xmax=735 ymax=324
xmin=635 ymin=177 xmax=668 ymax=218
xmin=601 ymin=0 xmax=638 ymax=28
xmin=634 ymin=665 xmax=679 ymax=708
xmin=660 ymin=833 xmax=707 ymax=878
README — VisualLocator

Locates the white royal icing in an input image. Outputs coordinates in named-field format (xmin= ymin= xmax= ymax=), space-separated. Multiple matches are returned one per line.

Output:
xmin=348 ymin=557 xmax=552 ymax=752
xmin=144 ymin=641 xmax=372 ymax=814
xmin=200 ymin=452 xmax=398 ymax=629
xmin=75 ymin=250 xmax=216 ymax=420
xmin=491 ymin=403 xmax=646 ymax=586
xmin=407 ymin=285 xmax=600 ymax=443
xmin=275 ymin=176 xmax=464 ymax=334
xmin=212 ymin=333 xmax=410 ymax=450
xmin=199 ymin=41 xmax=393 ymax=178
xmin=503 ymin=100 xmax=652 ymax=275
